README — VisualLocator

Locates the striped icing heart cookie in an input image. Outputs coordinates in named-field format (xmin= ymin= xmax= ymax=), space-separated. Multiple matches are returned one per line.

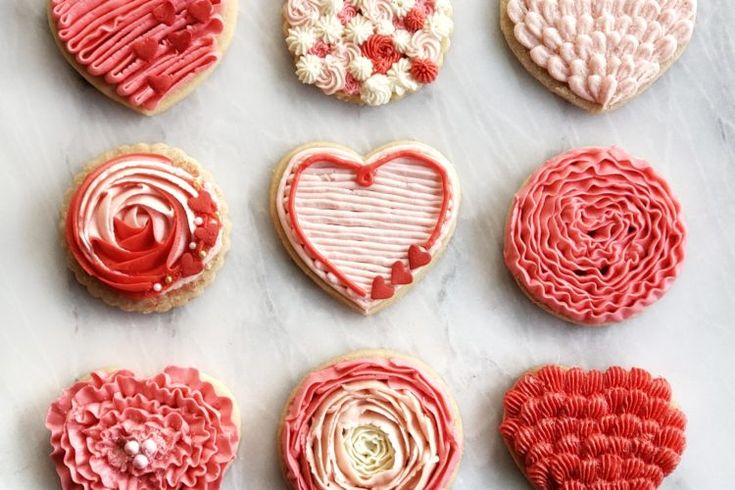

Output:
xmin=500 ymin=365 xmax=687 ymax=489
xmin=271 ymin=141 xmax=460 ymax=314
xmin=500 ymin=0 xmax=697 ymax=112
xmin=48 ymin=0 xmax=239 ymax=115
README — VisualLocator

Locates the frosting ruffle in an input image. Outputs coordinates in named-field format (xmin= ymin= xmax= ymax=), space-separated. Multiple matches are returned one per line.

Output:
xmin=46 ymin=367 xmax=240 ymax=490
xmin=281 ymin=355 xmax=462 ymax=490
xmin=504 ymin=146 xmax=686 ymax=325
xmin=500 ymin=365 xmax=687 ymax=489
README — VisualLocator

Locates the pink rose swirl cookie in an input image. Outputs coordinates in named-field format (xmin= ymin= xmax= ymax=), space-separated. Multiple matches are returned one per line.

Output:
xmin=46 ymin=366 xmax=241 ymax=490
xmin=504 ymin=147 xmax=686 ymax=326
xmin=500 ymin=0 xmax=697 ymax=112
xmin=48 ymin=0 xmax=239 ymax=115
xmin=500 ymin=365 xmax=687 ymax=489
xmin=283 ymin=0 xmax=454 ymax=105
xmin=279 ymin=350 xmax=464 ymax=490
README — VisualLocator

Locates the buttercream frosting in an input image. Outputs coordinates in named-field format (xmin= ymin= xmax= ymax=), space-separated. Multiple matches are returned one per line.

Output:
xmin=46 ymin=366 xmax=240 ymax=490
xmin=281 ymin=355 xmax=463 ymax=490
xmin=500 ymin=365 xmax=687 ymax=489
xmin=65 ymin=152 xmax=224 ymax=297
xmin=504 ymin=146 xmax=686 ymax=325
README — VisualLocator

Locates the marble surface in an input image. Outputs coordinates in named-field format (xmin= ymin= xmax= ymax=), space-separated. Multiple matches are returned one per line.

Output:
xmin=1 ymin=1 xmax=734 ymax=488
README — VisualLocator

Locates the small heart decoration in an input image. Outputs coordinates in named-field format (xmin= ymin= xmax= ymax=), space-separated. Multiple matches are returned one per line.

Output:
xmin=48 ymin=0 xmax=238 ymax=115
xmin=180 ymin=252 xmax=205 ymax=277
xmin=194 ymin=219 xmax=221 ymax=247
xmin=500 ymin=365 xmax=687 ymax=489
xmin=500 ymin=0 xmax=697 ymax=112
xmin=272 ymin=142 xmax=461 ymax=315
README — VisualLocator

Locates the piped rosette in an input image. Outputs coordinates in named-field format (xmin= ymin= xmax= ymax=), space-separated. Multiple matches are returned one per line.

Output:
xmin=504 ymin=147 xmax=686 ymax=325
xmin=46 ymin=366 xmax=241 ymax=490
xmin=280 ymin=351 xmax=463 ymax=490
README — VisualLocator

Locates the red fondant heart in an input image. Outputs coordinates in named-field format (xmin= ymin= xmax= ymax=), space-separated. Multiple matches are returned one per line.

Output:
xmin=391 ymin=261 xmax=413 ymax=285
xmin=370 ymin=277 xmax=395 ymax=300
xmin=188 ymin=190 xmax=217 ymax=214
xmin=133 ymin=37 xmax=158 ymax=62
xmin=189 ymin=0 xmax=213 ymax=23
xmin=194 ymin=219 xmax=220 ymax=247
xmin=168 ymin=30 xmax=193 ymax=53
xmin=180 ymin=252 xmax=204 ymax=277
xmin=408 ymin=244 xmax=432 ymax=270
xmin=500 ymin=366 xmax=687 ymax=490
xmin=152 ymin=1 xmax=176 ymax=25
xmin=148 ymin=74 xmax=173 ymax=94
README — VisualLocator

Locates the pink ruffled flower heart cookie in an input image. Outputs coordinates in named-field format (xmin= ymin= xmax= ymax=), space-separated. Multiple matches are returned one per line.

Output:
xmin=500 ymin=0 xmax=697 ymax=112
xmin=48 ymin=0 xmax=239 ymax=115
xmin=270 ymin=141 xmax=461 ymax=315
xmin=283 ymin=0 xmax=454 ymax=105
xmin=46 ymin=366 xmax=241 ymax=489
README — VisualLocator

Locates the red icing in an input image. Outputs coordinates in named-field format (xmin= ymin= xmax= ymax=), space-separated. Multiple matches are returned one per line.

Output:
xmin=404 ymin=8 xmax=426 ymax=31
xmin=188 ymin=188 xmax=217 ymax=214
xmin=168 ymin=30 xmax=193 ymax=53
xmin=287 ymin=150 xmax=452 ymax=298
xmin=338 ymin=2 xmax=358 ymax=24
xmin=391 ymin=261 xmax=413 ymax=285
xmin=408 ymin=244 xmax=432 ymax=270
xmin=180 ymin=252 xmax=205 ymax=277
xmin=500 ymin=366 xmax=687 ymax=490
xmin=194 ymin=219 xmax=220 ymax=247
xmin=361 ymin=34 xmax=402 ymax=74
xmin=411 ymin=58 xmax=439 ymax=84
xmin=371 ymin=276 xmax=395 ymax=300
xmin=50 ymin=0 xmax=226 ymax=110
xmin=308 ymin=40 xmax=332 ymax=58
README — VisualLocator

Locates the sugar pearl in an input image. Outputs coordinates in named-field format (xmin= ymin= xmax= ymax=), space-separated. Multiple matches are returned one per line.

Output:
xmin=132 ymin=454 xmax=149 ymax=469
xmin=189 ymin=242 xmax=197 ymax=250
xmin=124 ymin=440 xmax=140 ymax=456
xmin=194 ymin=217 xmax=204 ymax=226
xmin=153 ymin=283 xmax=162 ymax=292
xmin=142 ymin=439 xmax=157 ymax=455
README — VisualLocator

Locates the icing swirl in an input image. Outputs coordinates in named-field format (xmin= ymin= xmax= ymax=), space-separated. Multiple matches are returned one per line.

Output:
xmin=65 ymin=152 xmax=224 ymax=297
xmin=504 ymin=147 xmax=686 ymax=325
xmin=281 ymin=354 xmax=463 ymax=490
xmin=46 ymin=367 xmax=240 ymax=490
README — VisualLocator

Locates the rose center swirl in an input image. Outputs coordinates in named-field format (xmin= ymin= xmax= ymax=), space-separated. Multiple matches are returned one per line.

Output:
xmin=343 ymin=424 xmax=396 ymax=477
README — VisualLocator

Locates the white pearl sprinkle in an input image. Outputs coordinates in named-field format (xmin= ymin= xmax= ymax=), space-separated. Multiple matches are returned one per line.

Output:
xmin=194 ymin=217 xmax=204 ymax=226
xmin=124 ymin=440 xmax=140 ymax=456
xmin=142 ymin=439 xmax=157 ymax=455
xmin=132 ymin=454 xmax=149 ymax=470
xmin=189 ymin=242 xmax=197 ymax=250
xmin=153 ymin=283 xmax=162 ymax=292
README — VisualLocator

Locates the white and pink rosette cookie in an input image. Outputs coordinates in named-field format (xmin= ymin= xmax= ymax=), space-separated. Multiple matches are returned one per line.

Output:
xmin=283 ymin=0 xmax=454 ymax=105
xmin=45 ymin=367 xmax=240 ymax=489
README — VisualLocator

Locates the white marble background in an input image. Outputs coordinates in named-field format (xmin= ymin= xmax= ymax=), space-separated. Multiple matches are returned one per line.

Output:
xmin=1 ymin=0 xmax=734 ymax=488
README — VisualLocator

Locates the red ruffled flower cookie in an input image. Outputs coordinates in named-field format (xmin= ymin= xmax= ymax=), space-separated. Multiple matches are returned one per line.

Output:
xmin=48 ymin=0 xmax=239 ymax=115
xmin=500 ymin=366 xmax=687 ymax=489
xmin=62 ymin=143 xmax=231 ymax=313
xmin=504 ymin=147 xmax=686 ymax=326
xmin=46 ymin=366 xmax=240 ymax=490
xmin=283 ymin=0 xmax=454 ymax=105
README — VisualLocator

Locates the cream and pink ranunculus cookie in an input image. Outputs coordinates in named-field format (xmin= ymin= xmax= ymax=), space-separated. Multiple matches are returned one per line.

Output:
xmin=46 ymin=366 xmax=241 ymax=489
xmin=504 ymin=147 xmax=686 ymax=326
xmin=500 ymin=0 xmax=697 ymax=112
xmin=270 ymin=141 xmax=461 ymax=315
xmin=61 ymin=143 xmax=231 ymax=313
xmin=279 ymin=350 xmax=463 ymax=489
xmin=48 ymin=0 xmax=239 ymax=115
xmin=500 ymin=365 xmax=687 ymax=489
xmin=283 ymin=0 xmax=454 ymax=105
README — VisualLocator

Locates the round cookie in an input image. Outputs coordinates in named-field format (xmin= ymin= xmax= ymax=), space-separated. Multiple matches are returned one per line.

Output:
xmin=48 ymin=0 xmax=239 ymax=115
xmin=499 ymin=365 xmax=687 ymax=489
xmin=504 ymin=146 xmax=686 ymax=326
xmin=61 ymin=143 xmax=231 ymax=313
xmin=500 ymin=0 xmax=697 ymax=113
xmin=279 ymin=350 xmax=464 ymax=489
xmin=46 ymin=366 xmax=241 ymax=489
xmin=283 ymin=0 xmax=454 ymax=106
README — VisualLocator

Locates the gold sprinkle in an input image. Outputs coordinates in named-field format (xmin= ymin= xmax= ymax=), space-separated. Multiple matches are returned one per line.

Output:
xmin=199 ymin=250 xmax=207 ymax=259
xmin=165 ymin=275 xmax=173 ymax=284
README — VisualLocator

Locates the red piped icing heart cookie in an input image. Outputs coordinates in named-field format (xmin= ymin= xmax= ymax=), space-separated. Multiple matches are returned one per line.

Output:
xmin=270 ymin=141 xmax=461 ymax=315
xmin=499 ymin=365 xmax=687 ymax=490
xmin=500 ymin=0 xmax=697 ymax=112
xmin=62 ymin=143 xmax=231 ymax=313
xmin=504 ymin=147 xmax=685 ymax=326
xmin=279 ymin=350 xmax=464 ymax=489
xmin=46 ymin=366 xmax=241 ymax=490
xmin=283 ymin=0 xmax=454 ymax=105
xmin=48 ymin=0 xmax=239 ymax=115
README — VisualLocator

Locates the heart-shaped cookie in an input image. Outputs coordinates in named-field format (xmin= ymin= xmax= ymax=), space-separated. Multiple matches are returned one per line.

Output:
xmin=271 ymin=141 xmax=461 ymax=315
xmin=500 ymin=0 xmax=697 ymax=112
xmin=48 ymin=0 xmax=239 ymax=115
xmin=500 ymin=365 xmax=687 ymax=489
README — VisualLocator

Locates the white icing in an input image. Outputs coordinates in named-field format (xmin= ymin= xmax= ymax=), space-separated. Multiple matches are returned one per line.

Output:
xmin=388 ymin=58 xmax=418 ymax=96
xmin=350 ymin=56 xmax=375 ymax=81
xmin=286 ymin=26 xmax=318 ymax=56
xmin=296 ymin=54 xmax=324 ymax=84
xmin=345 ymin=15 xmax=375 ymax=44
xmin=393 ymin=29 xmax=411 ymax=52
xmin=406 ymin=30 xmax=443 ymax=62
xmin=315 ymin=14 xmax=344 ymax=43
xmin=425 ymin=12 xmax=453 ymax=38
xmin=360 ymin=74 xmax=393 ymax=105
xmin=390 ymin=0 xmax=414 ymax=17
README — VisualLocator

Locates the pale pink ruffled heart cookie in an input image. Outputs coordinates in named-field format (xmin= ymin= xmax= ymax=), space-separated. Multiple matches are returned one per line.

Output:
xmin=270 ymin=141 xmax=461 ymax=315
xmin=283 ymin=0 xmax=454 ymax=105
xmin=279 ymin=350 xmax=464 ymax=489
xmin=46 ymin=366 xmax=241 ymax=490
xmin=500 ymin=0 xmax=697 ymax=112
xmin=504 ymin=147 xmax=686 ymax=326
xmin=48 ymin=0 xmax=239 ymax=115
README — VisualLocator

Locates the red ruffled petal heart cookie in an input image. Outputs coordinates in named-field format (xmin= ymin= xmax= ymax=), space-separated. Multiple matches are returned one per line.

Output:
xmin=270 ymin=141 xmax=461 ymax=315
xmin=500 ymin=0 xmax=697 ymax=112
xmin=46 ymin=366 xmax=241 ymax=490
xmin=279 ymin=350 xmax=464 ymax=489
xmin=504 ymin=147 xmax=685 ymax=326
xmin=283 ymin=0 xmax=454 ymax=105
xmin=500 ymin=365 xmax=687 ymax=489
xmin=61 ymin=143 xmax=231 ymax=313
xmin=48 ymin=0 xmax=239 ymax=115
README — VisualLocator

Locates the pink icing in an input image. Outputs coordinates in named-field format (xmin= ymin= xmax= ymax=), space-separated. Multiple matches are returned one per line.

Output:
xmin=281 ymin=356 xmax=463 ymax=490
xmin=504 ymin=147 xmax=686 ymax=325
xmin=46 ymin=367 xmax=239 ymax=490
